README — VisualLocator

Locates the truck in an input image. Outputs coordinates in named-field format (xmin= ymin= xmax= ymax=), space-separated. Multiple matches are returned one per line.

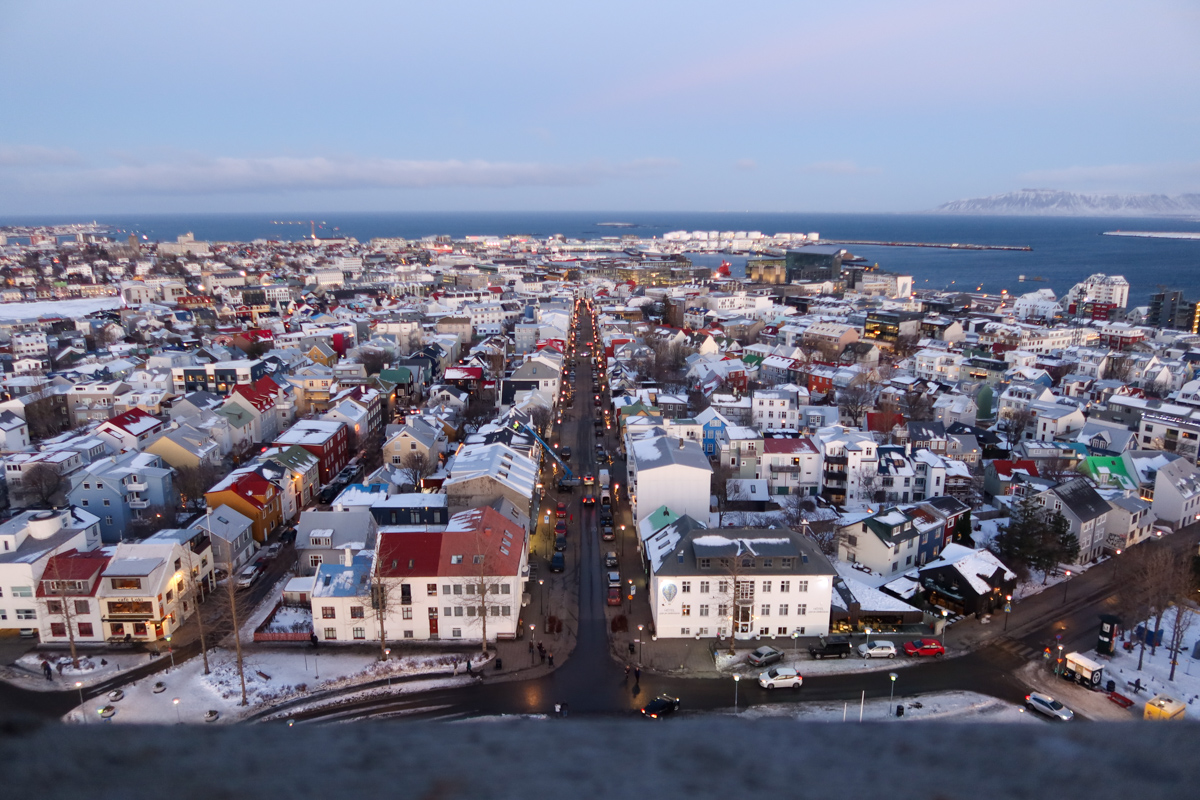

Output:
xmin=599 ymin=469 xmax=610 ymax=490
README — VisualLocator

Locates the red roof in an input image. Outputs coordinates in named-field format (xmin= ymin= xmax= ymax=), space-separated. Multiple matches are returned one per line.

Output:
xmin=762 ymin=437 xmax=819 ymax=454
xmin=991 ymin=460 xmax=1039 ymax=479
xmin=35 ymin=549 xmax=110 ymax=597
xmin=102 ymin=407 xmax=163 ymax=437
xmin=440 ymin=507 xmax=525 ymax=577
xmin=376 ymin=531 xmax=443 ymax=578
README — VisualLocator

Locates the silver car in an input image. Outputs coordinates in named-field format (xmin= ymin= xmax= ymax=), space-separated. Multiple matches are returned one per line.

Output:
xmin=758 ymin=666 xmax=803 ymax=690
xmin=857 ymin=640 xmax=897 ymax=659
xmin=1026 ymin=692 xmax=1074 ymax=721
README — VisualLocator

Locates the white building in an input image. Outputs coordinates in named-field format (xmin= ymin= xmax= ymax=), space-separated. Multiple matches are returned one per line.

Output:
xmin=1068 ymin=273 xmax=1130 ymax=309
xmin=0 ymin=508 xmax=102 ymax=633
xmin=627 ymin=435 xmax=713 ymax=526
xmin=648 ymin=524 xmax=836 ymax=640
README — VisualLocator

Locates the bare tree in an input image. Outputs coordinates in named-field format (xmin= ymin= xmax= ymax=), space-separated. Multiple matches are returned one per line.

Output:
xmin=999 ymin=405 xmax=1035 ymax=449
xmin=1167 ymin=600 xmax=1197 ymax=681
xmin=450 ymin=528 xmax=518 ymax=655
xmin=856 ymin=467 xmax=882 ymax=506
xmin=712 ymin=553 xmax=758 ymax=655
xmin=183 ymin=535 xmax=212 ymax=676
xmin=901 ymin=389 xmax=935 ymax=422
xmin=21 ymin=463 xmax=65 ymax=507
xmin=41 ymin=550 xmax=83 ymax=668
xmin=175 ymin=463 xmax=223 ymax=510
xmin=779 ymin=494 xmax=840 ymax=557
xmin=1121 ymin=545 xmax=1188 ymax=671
xmin=837 ymin=376 xmax=877 ymax=428
xmin=710 ymin=458 xmax=737 ymax=512
xmin=128 ymin=504 xmax=180 ymax=539
xmin=357 ymin=349 xmax=390 ymax=376
xmin=214 ymin=571 xmax=250 ymax=705
xmin=398 ymin=449 xmax=435 ymax=491
xmin=527 ymin=404 xmax=553 ymax=437
xmin=359 ymin=551 xmax=396 ymax=662
xmin=1103 ymin=355 xmax=1134 ymax=383
xmin=24 ymin=395 xmax=66 ymax=441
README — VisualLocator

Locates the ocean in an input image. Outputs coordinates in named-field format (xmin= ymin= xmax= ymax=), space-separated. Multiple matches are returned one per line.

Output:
xmin=4 ymin=211 xmax=1199 ymax=307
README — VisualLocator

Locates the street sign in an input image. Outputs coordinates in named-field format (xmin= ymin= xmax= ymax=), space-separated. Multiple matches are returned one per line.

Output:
xmin=1004 ymin=603 xmax=1012 ymax=614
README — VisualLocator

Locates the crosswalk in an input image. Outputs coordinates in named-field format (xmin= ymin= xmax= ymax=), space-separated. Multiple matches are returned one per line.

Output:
xmin=991 ymin=636 xmax=1041 ymax=661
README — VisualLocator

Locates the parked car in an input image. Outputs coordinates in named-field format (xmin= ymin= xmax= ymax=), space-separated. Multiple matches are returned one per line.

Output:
xmin=758 ymin=666 xmax=803 ymax=690
xmin=601 ymin=521 xmax=614 ymax=540
xmin=809 ymin=635 xmax=852 ymax=660
xmin=903 ymin=638 xmax=946 ymax=657
xmin=235 ymin=564 xmax=261 ymax=590
xmin=858 ymin=641 xmax=898 ymax=659
xmin=607 ymin=570 xmax=621 ymax=588
xmin=1026 ymin=692 xmax=1074 ymax=721
xmin=554 ymin=535 xmax=567 ymax=552
xmin=640 ymin=695 xmax=680 ymax=719
xmin=263 ymin=543 xmax=282 ymax=558
xmin=549 ymin=552 xmax=565 ymax=573
xmin=556 ymin=502 xmax=567 ymax=519
xmin=747 ymin=645 xmax=785 ymax=667
xmin=554 ymin=520 xmax=567 ymax=535
xmin=561 ymin=446 xmax=572 ymax=460
xmin=604 ymin=551 xmax=619 ymax=568
xmin=607 ymin=587 xmax=622 ymax=606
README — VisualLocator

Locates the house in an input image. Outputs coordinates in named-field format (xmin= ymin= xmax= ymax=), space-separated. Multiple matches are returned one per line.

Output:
xmin=917 ymin=543 xmax=1017 ymax=617
xmin=35 ymin=549 xmax=112 ymax=644
xmin=95 ymin=528 xmax=214 ymax=643
xmin=837 ymin=507 xmax=936 ymax=576
xmin=443 ymin=442 xmax=539 ymax=522
xmin=814 ymin=428 xmax=879 ymax=507
xmin=205 ymin=470 xmax=283 ymax=543
xmin=0 ymin=508 xmax=103 ymax=634
xmin=1103 ymin=494 xmax=1153 ymax=552
xmin=383 ymin=418 xmax=447 ymax=468
xmin=143 ymin=422 xmax=222 ymax=470
xmin=1145 ymin=456 xmax=1200 ymax=529
xmin=1035 ymin=477 xmax=1112 ymax=563
xmin=296 ymin=510 xmax=378 ymax=575
xmin=256 ymin=445 xmax=321 ymax=517
xmin=760 ymin=437 xmax=822 ymax=497
xmin=364 ymin=493 xmax=451 ymax=528
xmin=67 ymin=452 xmax=177 ymax=544
xmin=95 ymin=408 xmax=166 ymax=453
xmin=983 ymin=460 xmax=1040 ymax=500
xmin=272 ymin=420 xmax=350 ymax=483
xmin=648 ymin=526 xmax=836 ymax=641
xmin=312 ymin=506 xmax=527 ymax=644
xmin=627 ymin=435 xmax=713 ymax=527
xmin=191 ymin=505 xmax=257 ymax=573
xmin=0 ymin=410 xmax=31 ymax=452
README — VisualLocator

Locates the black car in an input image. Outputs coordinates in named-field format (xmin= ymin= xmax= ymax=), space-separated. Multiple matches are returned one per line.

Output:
xmin=641 ymin=696 xmax=680 ymax=719
xmin=600 ymin=512 xmax=613 ymax=527
xmin=549 ymin=551 xmax=565 ymax=572
xmin=808 ymin=635 xmax=853 ymax=660
xmin=601 ymin=522 xmax=614 ymax=541
xmin=554 ymin=535 xmax=567 ymax=551
xmin=561 ymin=446 xmax=571 ymax=460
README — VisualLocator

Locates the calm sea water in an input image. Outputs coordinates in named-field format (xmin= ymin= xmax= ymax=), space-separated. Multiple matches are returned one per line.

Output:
xmin=4 ymin=211 xmax=1199 ymax=306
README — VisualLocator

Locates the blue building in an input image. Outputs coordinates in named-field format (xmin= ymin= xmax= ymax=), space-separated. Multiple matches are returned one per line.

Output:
xmin=67 ymin=451 xmax=178 ymax=543
xmin=697 ymin=407 xmax=730 ymax=457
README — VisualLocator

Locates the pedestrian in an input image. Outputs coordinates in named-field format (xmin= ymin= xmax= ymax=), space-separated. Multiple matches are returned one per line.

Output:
xmin=625 ymin=664 xmax=630 ymax=680
xmin=56 ymin=662 xmax=65 ymax=675
xmin=570 ymin=513 xmax=573 ymax=523
xmin=466 ymin=658 xmax=473 ymax=676
xmin=634 ymin=666 xmax=640 ymax=683
xmin=548 ymin=652 xmax=554 ymax=667
xmin=42 ymin=661 xmax=52 ymax=681
xmin=453 ymin=660 xmax=459 ymax=676
xmin=540 ymin=649 xmax=546 ymax=664
xmin=529 ymin=641 xmax=535 ymax=657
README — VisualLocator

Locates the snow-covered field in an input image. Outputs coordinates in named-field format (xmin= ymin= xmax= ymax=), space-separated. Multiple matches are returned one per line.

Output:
xmin=735 ymin=691 xmax=1034 ymax=723
xmin=1086 ymin=606 xmax=1200 ymax=709
xmin=9 ymin=651 xmax=150 ymax=691
xmin=63 ymin=646 xmax=481 ymax=724
xmin=0 ymin=297 xmax=123 ymax=321
xmin=262 ymin=606 xmax=312 ymax=633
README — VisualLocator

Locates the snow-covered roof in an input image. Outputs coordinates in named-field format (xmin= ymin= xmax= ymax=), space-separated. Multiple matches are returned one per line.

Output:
xmin=920 ymin=543 xmax=1015 ymax=595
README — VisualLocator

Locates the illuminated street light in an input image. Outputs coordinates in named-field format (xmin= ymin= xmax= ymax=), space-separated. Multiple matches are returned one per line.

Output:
xmin=172 ymin=697 xmax=182 ymax=724
xmin=75 ymin=681 xmax=86 ymax=723
xmin=889 ymin=672 xmax=898 ymax=716
xmin=733 ymin=674 xmax=741 ymax=711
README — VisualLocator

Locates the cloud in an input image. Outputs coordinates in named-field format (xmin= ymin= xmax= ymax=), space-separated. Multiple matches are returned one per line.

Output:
xmin=1018 ymin=161 xmax=1200 ymax=192
xmin=0 ymin=143 xmax=82 ymax=167
xmin=14 ymin=154 xmax=678 ymax=195
xmin=734 ymin=158 xmax=756 ymax=172
xmin=800 ymin=160 xmax=881 ymax=176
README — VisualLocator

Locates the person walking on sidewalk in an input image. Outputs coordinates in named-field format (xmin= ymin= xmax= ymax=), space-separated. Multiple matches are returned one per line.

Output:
xmin=548 ymin=652 xmax=554 ymax=667
xmin=634 ymin=666 xmax=640 ymax=684
xmin=624 ymin=664 xmax=630 ymax=681
xmin=42 ymin=661 xmax=52 ymax=681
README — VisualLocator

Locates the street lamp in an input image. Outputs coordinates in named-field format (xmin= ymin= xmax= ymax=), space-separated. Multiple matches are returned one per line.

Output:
xmin=627 ymin=578 xmax=633 ymax=614
xmin=1004 ymin=595 xmax=1013 ymax=631
xmin=539 ymin=578 xmax=545 ymax=615
xmin=940 ymin=609 xmax=950 ymax=645
xmin=165 ymin=635 xmax=176 ymax=672
xmin=889 ymin=672 xmax=898 ymax=716
xmin=75 ymin=681 xmax=86 ymax=723
xmin=733 ymin=674 xmax=741 ymax=711
xmin=637 ymin=624 xmax=644 ymax=664
xmin=791 ymin=631 xmax=799 ymax=661
xmin=530 ymin=624 xmax=537 ymax=664
xmin=1062 ymin=570 xmax=1072 ymax=604
xmin=172 ymin=697 xmax=182 ymax=725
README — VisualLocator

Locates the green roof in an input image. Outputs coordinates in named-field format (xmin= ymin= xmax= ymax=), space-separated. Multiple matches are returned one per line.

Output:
xmin=379 ymin=366 xmax=414 ymax=385
xmin=1080 ymin=455 xmax=1134 ymax=489
xmin=641 ymin=505 xmax=680 ymax=534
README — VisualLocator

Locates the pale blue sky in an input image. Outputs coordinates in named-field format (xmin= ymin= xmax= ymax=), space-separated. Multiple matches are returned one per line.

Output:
xmin=1 ymin=0 xmax=1197 ymax=214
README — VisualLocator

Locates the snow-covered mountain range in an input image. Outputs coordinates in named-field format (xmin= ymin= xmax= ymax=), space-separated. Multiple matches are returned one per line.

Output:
xmin=933 ymin=189 xmax=1200 ymax=217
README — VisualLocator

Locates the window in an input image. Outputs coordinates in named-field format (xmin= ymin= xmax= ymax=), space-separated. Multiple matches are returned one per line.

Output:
xmin=451 ymin=555 xmax=463 ymax=564
xmin=165 ymin=590 xmax=174 ymax=603
xmin=324 ymin=627 xmax=336 ymax=640
xmin=761 ymin=581 xmax=772 ymax=593
xmin=46 ymin=600 xmax=63 ymax=615
xmin=760 ymin=604 xmax=770 ymax=617
xmin=796 ymin=604 xmax=807 ymax=616
xmin=17 ymin=609 xmax=36 ymax=620
xmin=174 ymin=558 xmax=182 ymax=571
xmin=105 ymin=516 xmax=113 ymax=526
xmin=78 ymin=622 xmax=93 ymax=637
xmin=681 ymin=604 xmax=691 ymax=617
xmin=779 ymin=604 xmax=788 ymax=615
xmin=699 ymin=558 xmax=710 ymax=569
xmin=351 ymin=627 xmax=366 ymax=640
xmin=50 ymin=622 xmax=66 ymax=637
xmin=699 ymin=581 xmax=710 ymax=593
xmin=427 ymin=584 xmax=438 ymax=596
xmin=404 ymin=630 xmax=414 ymax=639
xmin=680 ymin=627 xmax=690 ymax=635
xmin=699 ymin=605 xmax=709 ymax=616
xmin=797 ymin=580 xmax=809 ymax=592
xmin=780 ymin=581 xmax=790 ymax=593
xmin=501 ymin=606 xmax=511 ymax=616
xmin=473 ymin=555 xmax=484 ymax=564
xmin=310 ymin=555 xmax=323 ymax=568
xmin=108 ymin=579 xmax=139 ymax=591
xmin=718 ymin=580 xmax=729 ymax=594
xmin=402 ymin=607 xmax=412 ymax=620
xmin=718 ymin=603 xmax=728 ymax=616
xmin=454 ymin=607 xmax=464 ymax=616
xmin=442 ymin=585 xmax=451 ymax=595
xmin=782 ymin=557 xmax=794 ymax=568
xmin=321 ymin=607 xmax=336 ymax=619
xmin=350 ymin=606 xmax=364 ymax=619
xmin=103 ymin=499 xmax=111 ymax=506
xmin=681 ymin=581 xmax=691 ymax=593
xmin=759 ymin=626 xmax=769 ymax=636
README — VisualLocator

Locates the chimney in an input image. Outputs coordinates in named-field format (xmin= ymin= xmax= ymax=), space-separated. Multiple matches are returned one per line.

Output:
xmin=343 ymin=547 xmax=353 ymax=567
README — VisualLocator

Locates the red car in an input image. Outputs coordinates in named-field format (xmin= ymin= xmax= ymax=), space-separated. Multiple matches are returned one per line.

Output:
xmin=903 ymin=638 xmax=945 ymax=657
xmin=554 ymin=520 xmax=567 ymax=535
xmin=607 ymin=587 xmax=622 ymax=606
xmin=556 ymin=502 xmax=567 ymax=518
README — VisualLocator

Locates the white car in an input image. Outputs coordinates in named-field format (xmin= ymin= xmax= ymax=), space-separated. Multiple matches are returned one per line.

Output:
xmin=857 ymin=640 xmax=897 ymax=659
xmin=235 ymin=564 xmax=261 ymax=590
xmin=758 ymin=666 xmax=803 ymax=690
xmin=1026 ymin=692 xmax=1074 ymax=721
xmin=607 ymin=570 xmax=621 ymax=588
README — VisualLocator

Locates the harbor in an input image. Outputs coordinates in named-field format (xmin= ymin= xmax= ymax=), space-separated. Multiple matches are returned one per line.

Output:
xmin=820 ymin=239 xmax=1032 ymax=251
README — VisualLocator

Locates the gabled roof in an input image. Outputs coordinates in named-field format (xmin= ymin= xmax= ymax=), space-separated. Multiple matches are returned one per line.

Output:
xmin=1049 ymin=477 xmax=1111 ymax=522
xmin=101 ymin=407 xmax=163 ymax=437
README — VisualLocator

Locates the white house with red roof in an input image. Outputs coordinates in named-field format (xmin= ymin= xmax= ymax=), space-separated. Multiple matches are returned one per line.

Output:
xmin=95 ymin=408 xmax=166 ymax=453
xmin=761 ymin=437 xmax=823 ymax=496
xmin=311 ymin=506 xmax=527 ymax=644
xmin=35 ymin=549 xmax=112 ymax=643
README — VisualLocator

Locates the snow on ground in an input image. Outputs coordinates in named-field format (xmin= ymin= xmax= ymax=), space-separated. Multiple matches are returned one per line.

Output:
xmin=835 ymin=558 xmax=900 ymax=589
xmin=716 ymin=647 xmax=926 ymax=678
xmin=238 ymin=572 xmax=292 ymax=643
xmin=0 ymin=297 xmax=123 ymax=321
xmin=1084 ymin=606 xmax=1200 ymax=710
xmin=736 ymin=691 xmax=1034 ymax=723
xmin=971 ymin=517 xmax=1005 ymax=549
xmin=8 ymin=651 xmax=150 ymax=691
xmin=1014 ymin=559 xmax=1095 ymax=601
xmin=263 ymin=606 xmax=312 ymax=633
xmin=63 ymin=646 xmax=484 ymax=724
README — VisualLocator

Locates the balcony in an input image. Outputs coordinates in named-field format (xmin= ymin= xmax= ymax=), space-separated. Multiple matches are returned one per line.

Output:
xmin=128 ymin=498 xmax=149 ymax=509
xmin=126 ymin=481 xmax=148 ymax=492
xmin=825 ymin=454 xmax=848 ymax=466
xmin=770 ymin=464 xmax=801 ymax=473
xmin=823 ymin=469 xmax=847 ymax=482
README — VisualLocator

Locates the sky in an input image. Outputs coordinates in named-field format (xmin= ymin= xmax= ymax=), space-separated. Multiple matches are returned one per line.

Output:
xmin=1 ymin=0 xmax=1197 ymax=215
